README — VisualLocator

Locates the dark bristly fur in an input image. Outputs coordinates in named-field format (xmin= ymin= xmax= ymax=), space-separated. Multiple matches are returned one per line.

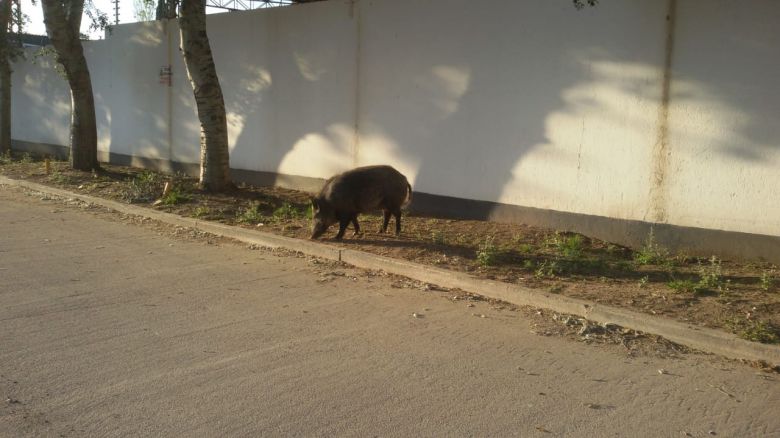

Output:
xmin=310 ymin=165 xmax=412 ymax=240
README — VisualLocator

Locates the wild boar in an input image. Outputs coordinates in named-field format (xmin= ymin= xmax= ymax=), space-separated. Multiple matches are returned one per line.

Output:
xmin=310 ymin=165 xmax=412 ymax=240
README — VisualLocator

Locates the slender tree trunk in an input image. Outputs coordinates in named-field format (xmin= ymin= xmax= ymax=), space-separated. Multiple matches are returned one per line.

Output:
xmin=179 ymin=0 xmax=231 ymax=192
xmin=0 ymin=0 xmax=12 ymax=155
xmin=41 ymin=0 xmax=99 ymax=171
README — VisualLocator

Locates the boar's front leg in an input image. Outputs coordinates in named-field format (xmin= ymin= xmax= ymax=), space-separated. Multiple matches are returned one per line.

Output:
xmin=335 ymin=217 xmax=351 ymax=240
xmin=351 ymin=216 xmax=361 ymax=236
xmin=381 ymin=210 xmax=391 ymax=233
xmin=393 ymin=208 xmax=403 ymax=236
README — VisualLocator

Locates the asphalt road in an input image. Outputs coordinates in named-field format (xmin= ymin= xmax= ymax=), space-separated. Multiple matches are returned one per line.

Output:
xmin=1 ymin=186 xmax=778 ymax=437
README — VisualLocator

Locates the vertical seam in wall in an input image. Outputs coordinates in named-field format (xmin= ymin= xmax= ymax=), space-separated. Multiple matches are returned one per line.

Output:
xmin=166 ymin=19 xmax=174 ymax=167
xmin=649 ymin=0 xmax=677 ymax=223
xmin=352 ymin=0 xmax=362 ymax=168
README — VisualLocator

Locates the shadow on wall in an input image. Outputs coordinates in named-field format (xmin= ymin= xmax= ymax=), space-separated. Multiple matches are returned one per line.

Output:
xmin=15 ymin=50 xmax=71 ymax=148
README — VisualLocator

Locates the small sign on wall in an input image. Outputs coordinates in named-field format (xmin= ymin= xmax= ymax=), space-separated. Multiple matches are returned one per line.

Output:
xmin=159 ymin=66 xmax=172 ymax=86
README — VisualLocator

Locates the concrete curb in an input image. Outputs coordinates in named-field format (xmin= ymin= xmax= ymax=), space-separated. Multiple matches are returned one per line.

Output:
xmin=3 ymin=176 xmax=779 ymax=367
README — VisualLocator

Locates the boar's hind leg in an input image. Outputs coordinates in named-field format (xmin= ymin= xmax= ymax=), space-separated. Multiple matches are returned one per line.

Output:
xmin=393 ymin=208 xmax=403 ymax=236
xmin=381 ymin=210 xmax=392 ymax=233
xmin=351 ymin=216 xmax=361 ymax=236
xmin=335 ymin=218 xmax=350 ymax=240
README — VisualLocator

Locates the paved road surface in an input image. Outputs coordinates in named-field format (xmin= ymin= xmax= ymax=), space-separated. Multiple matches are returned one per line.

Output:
xmin=1 ymin=186 xmax=778 ymax=437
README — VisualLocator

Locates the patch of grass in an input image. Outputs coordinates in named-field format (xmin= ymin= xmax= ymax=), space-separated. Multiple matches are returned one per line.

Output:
xmin=48 ymin=171 xmax=73 ymax=185
xmin=120 ymin=170 xmax=164 ymax=203
xmin=160 ymin=186 xmax=190 ymax=206
xmin=476 ymin=236 xmax=499 ymax=267
xmin=272 ymin=202 xmax=304 ymax=221
xmin=19 ymin=152 xmax=34 ymax=164
xmin=634 ymin=228 xmax=669 ymax=266
xmin=0 ymin=151 xmax=12 ymax=165
xmin=192 ymin=206 xmax=212 ymax=219
xmin=697 ymin=256 xmax=723 ymax=291
xmin=517 ymin=243 xmax=534 ymax=254
xmin=237 ymin=202 xmax=264 ymax=224
xmin=430 ymin=230 xmax=446 ymax=245
xmin=535 ymin=260 xmax=561 ymax=278
xmin=760 ymin=270 xmax=776 ymax=292
xmin=667 ymin=279 xmax=701 ymax=295
xmin=728 ymin=319 xmax=780 ymax=344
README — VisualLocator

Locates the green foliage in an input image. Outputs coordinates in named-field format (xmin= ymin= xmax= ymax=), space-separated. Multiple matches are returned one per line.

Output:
xmin=639 ymin=275 xmax=649 ymax=288
xmin=120 ymin=170 xmax=164 ymax=203
xmin=760 ymin=270 xmax=776 ymax=292
xmin=667 ymin=279 xmax=701 ymax=295
xmin=430 ymin=230 xmax=446 ymax=245
xmin=237 ymin=202 xmax=264 ymax=224
xmin=476 ymin=236 xmax=499 ymax=267
xmin=634 ymin=228 xmax=669 ymax=266
xmin=160 ymin=185 xmax=190 ymax=205
xmin=517 ymin=243 xmax=534 ymax=254
xmin=0 ymin=151 xmax=11 ymax=165
xmin=272 ymin=202 xmax=304 ymax=221
xmin=535 ymin=260 xmax=561 ymax=278
xmin=192 ymin=206 xmax=211 ymax=218
xmin=697 ymin=256 xmax=723 ymax=291
xmin=48 ymin=171 xmax=74 ymax=185
xmin=728 ymin=319 xmax=780 ymax=344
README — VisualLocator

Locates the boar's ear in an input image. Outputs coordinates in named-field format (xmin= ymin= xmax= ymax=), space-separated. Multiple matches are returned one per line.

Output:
xmin=310 ymin=197 xmax=319 ymax=212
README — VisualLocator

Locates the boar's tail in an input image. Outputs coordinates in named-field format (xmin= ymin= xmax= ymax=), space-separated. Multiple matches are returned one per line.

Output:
xmin=402 ymin=182 xmax=413 ymax=208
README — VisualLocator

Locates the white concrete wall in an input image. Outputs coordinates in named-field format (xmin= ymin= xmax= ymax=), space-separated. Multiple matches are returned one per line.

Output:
xmin=10 ymin=0 xmax=780 ymax=239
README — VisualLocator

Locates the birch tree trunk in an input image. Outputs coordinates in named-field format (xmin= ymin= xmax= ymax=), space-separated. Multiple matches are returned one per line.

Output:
xmin=41 ymin=0 xmax=99 ymax=170
xmin=179 ymin=0 xmax=232 ymax=192
xmin=0 ymin=0 xmax=12 ymax=155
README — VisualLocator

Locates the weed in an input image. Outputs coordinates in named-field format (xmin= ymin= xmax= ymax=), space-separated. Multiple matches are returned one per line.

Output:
xmin=430 ymin=230 xmax=446 ymax=245
xmin=48 ymin=172 xmax=73 ymax=185
xmin=192 ymin=206 xmax=211 ymax=219
xmin=120 ymin=170 xmax=164 ymax=203
xmin=728 ymin=319 xmax=780 ymax=344
xmin=634 ymin=228 xmax=669 ymax=265
xmin=667 ymin=279 xmax=700 ymax=295
xmin=476 ymin=236 xmax=499 ymax=267
xmin=237 ymin=202 xmax=264 ymax=224
xmin=760 ymin=270 xmax=775 ymax=292
xmin=535 ymin=260 xmax=561 ymax=278
xmin=522 ymin=259 xmax=535 ymax=270
xmin=697 ymin=256 xmax=723 ymax=291
xmin=272 ymin=202 xmax=304 ymax=221
xmin=160 ymin=186 xmax=190 ymax=205
xmin=517 ymin=243 xmax=534 ymax=254
xmin=19 ymin=152 xmax=34 ymax=164
xmin=639 ymin=275 xmax=649 ymax=288
xmin=0 ymin=151 xmax=11 ymax=165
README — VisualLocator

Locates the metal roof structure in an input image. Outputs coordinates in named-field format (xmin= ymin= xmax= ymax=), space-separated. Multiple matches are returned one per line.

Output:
xmin=205 ymin=0 xmax=297 ymax=12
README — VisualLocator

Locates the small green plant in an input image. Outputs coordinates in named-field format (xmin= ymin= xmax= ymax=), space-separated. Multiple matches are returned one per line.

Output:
xmin=48 ymin=171 xmax=72 ymax=185
xmin=272 ymin=202 xmax=303 ymax=221
xmin=160 ymin=186 xmax=190 ymax=206
xmin=760 ymin=270 xmax=776 ymax=292
xmin=697 ymin=256 xmax=723 ymax=291
xmin=729 ymin=319 xmax=780 ymax=344
xmin=534 ymin=260 xmax=561 ymax=278
xmin=517 ymin=243 xmax=534 ymax=254
xmin=237 ymin=202 xmax=264 ymax=224
xmin=639 ymin=275 xmax=649 ymax=288
xmin=634 ymin=228 xmax=669 ymax=265
xmin=19 ymin=152 xmax=34 ymax=164
xmin=558 ymin=234 xmax=585 ymax=259
xmin=0 ymin=151 xmax=12 ymax=165
xmin=476 ymin=236 xmax=499 ymax=267
xmin=667 ymin=279 xmax=701 ymax=294
xmin=120 ymin=170 xmax=164 ymax=203
xmin=192 ymin=206 xmax=212 ymax=219
xmin=430 ymin=230 xmax=446 ymax=245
